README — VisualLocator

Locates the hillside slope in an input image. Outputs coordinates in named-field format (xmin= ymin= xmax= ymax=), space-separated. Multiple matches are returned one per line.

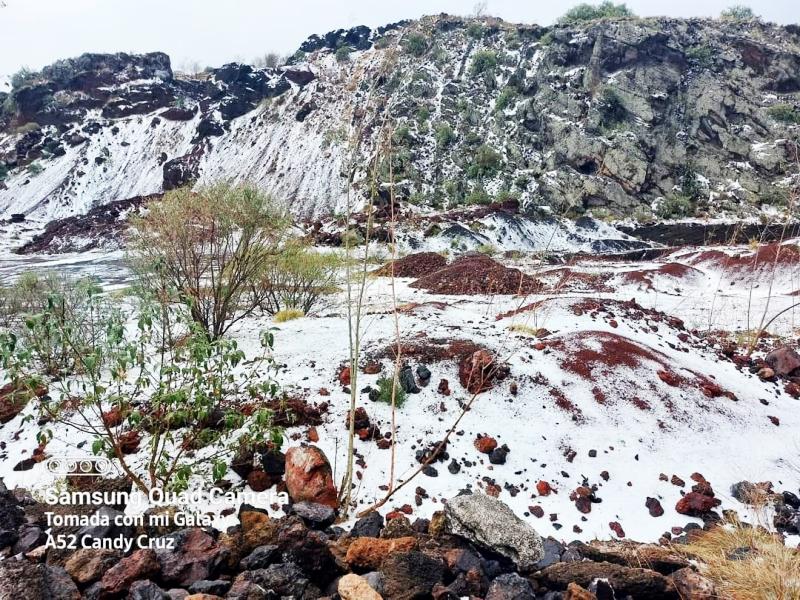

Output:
xmin=0 ymin=15 xmax=799 ymax=227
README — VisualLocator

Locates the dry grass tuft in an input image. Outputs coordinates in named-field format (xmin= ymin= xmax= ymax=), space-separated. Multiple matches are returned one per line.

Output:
xmin=274 ymin=308 xmax=305 ymax=322
xmin=678 ymin=516 xmax=800 ymax=599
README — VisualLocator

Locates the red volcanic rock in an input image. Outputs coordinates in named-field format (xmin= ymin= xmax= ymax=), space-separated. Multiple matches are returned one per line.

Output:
xmin=609 ymin=522 xmax=625 ymax=538
xmin=657 ymin=370 xmax=681 ymax=387
xmin=785 ymin=382 xmax=800 ymax=398
xmin=363 ymin=361 xmax=382 ymax=374
xmin=537 ymin=480 xmax=553 ymax=496
xmin=284 ymin=445 xmax=338 ymax=508
xmin=765 ymin=346 xmax=800 ymax=376
xmin=100 ymin=549 xmax=160 ymax=596
xmin=530 ymin=505 xmax=544 ymax=518
xmin=671 ymin=475 xmax=685 ymax=487
xmin=675 ymin=492 xmax=721 ymax=516
xmin=474 ymin=435 xmax=498 ymax=454
xmin=247 ymin=470 xmax=271 ymax=492
xmin=646 ymin=497 xmax=664 ymax=517
xmin=437 ymin=378 xmax=451 ymax=395
xmin=338 ymin=366 xmax=351 ymax=386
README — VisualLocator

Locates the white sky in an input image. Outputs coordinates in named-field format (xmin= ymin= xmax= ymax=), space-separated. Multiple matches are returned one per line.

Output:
xmin=0 ymin=0 xmax=797 ymax=84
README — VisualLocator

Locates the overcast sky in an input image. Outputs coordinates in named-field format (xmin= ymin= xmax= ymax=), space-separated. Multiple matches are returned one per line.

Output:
xmin=0 ymin=0 xmax=797 ymax=83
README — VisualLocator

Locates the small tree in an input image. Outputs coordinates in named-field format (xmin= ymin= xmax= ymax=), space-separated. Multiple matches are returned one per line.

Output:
xmin=130 ymin=183 xmax=289 ymax=340
xmin=560 ymin=1 xmax=634 ymax=23
xmin=720 ymin=5 xmax=757 ymax=20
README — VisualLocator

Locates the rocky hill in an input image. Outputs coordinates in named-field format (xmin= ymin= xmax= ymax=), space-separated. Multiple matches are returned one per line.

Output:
xmin=1 ymin=14 xmax=799 ymax=229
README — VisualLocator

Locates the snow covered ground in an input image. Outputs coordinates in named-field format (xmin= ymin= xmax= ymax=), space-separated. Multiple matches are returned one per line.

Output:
xmin=1 ymin=239 xmax=799 ymax=545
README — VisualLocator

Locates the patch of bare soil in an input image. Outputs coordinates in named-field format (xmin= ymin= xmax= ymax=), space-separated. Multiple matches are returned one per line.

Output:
xmin=545 ymin=331 xmax=736 ymax=417
xmin=686 ymin=242 xmax=800 ymax=273
xmin=373 ymin=252 xmax=448 ymax=278
xmin=617 ymin=263 xmax=703 ymax=289
xmin=410 ymin=254 xmax=544 ymax=295
xmin=539 ymin=267 xmax=614 ymax=293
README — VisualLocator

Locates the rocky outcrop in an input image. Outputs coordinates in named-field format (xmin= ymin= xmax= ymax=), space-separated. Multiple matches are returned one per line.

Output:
xmin=2 ymin=15 xmax=799 ymax=228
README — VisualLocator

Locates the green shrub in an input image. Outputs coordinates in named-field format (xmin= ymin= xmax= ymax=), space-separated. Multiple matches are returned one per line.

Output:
xmin=0 ymin=272 xmax=108 ymax=375
xmin=403 ymin=33 xmax=428 ymax=57
xmin=505 ymin=30 xmax=522 ymax=49
xmin=0 ymin=163 xmax=8 ymax=181
xmin=11 ymin=67 xmax=36 ymax=89
xmin=767 ymin=104 xmax=800 ymax=124
xmin=435 ymin=122 xmax=455 ymax=148
xmin=467 ymin=22 xmax=485 ymax=39
xmin=26 ymin=162 xmax=43 ymax=176
xmin=374 ymin=37 xmax=391 ymax=50
xmin=677 ymin=164 xmax=702 ymax=199
xmin=514 ymin=174 xmax=531 ymax=190
xmin=598 ymin=87 xmax=627 ymax=127
xmin=467 ymin=145 xmax=503 ymax=179
xmin=466 ymin=186 xmax=492 ymax=205
xmin=656 ymin=195 xmax=695 ymax=219
xmin=375 ymin=376 xmax=407 ymax=407
xmin=335 ymin=46 xmax=352 ymax=62
xmin=760 ymin=187 xmax=789 ymax=207
xmin=720 ymin=5 xmax=757 ymax=20
xmin=470 ymin=50 xmax=497 ymax=76
xmin=416 ymin=106 xmax=430 ymax=123
xmin=259 ymin=244 xmax=341 ymax=316
xmin=393 ymin=124 xmax=413 ymax=146
xmin=495 ymin=87 xmax=518 ymax=111
xmin=686 ymin=45 xmax=714 ymax=69
xmin=560 ymin=1 xmax=635 ymax=23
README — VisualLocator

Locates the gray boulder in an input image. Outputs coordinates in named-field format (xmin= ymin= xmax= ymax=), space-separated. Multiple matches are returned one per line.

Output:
xmin=444 ymin=493 xmax=544 ymax=571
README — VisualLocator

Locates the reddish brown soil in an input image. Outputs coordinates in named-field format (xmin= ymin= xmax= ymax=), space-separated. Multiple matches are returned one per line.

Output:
xmin=539 ymin=267 xmax=614 ymax=293
xmin=618 ymin=263 xmax=703 ymax=288
xmin=410 ymin=254 xmax=544 ymax=295
xmin=374 ymin=337 xmax=484 ymax=364
xmin=263 ymin=396 xmax=328 ymax=428
xmin=686 ymin=241 xmax=800 ymax=272
xmin=374 ymin=252 xmax=448 ymax=278
xmin=545 ymin=331 xmax=735 ymax=413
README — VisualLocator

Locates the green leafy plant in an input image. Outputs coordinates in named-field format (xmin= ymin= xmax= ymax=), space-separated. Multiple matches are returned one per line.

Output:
xmin=466 ymin=22 xmax=485 ymax=39
xmin=0 ymin=162 xmax=8 ymax=181
xmin=686 ymin=45 xmax=714 ymax=69
xmin=495 ymin=87 xmax=518 ymax=111
xmin=375 ymin=376 xmax=407 ymax=407
xmin=257 ymin=243 xmax=342 ymax=316
xmin=1 ymin=299 xmax=283 ymax=494
xmin=435 ymin=122 xmax=455 ymax=148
